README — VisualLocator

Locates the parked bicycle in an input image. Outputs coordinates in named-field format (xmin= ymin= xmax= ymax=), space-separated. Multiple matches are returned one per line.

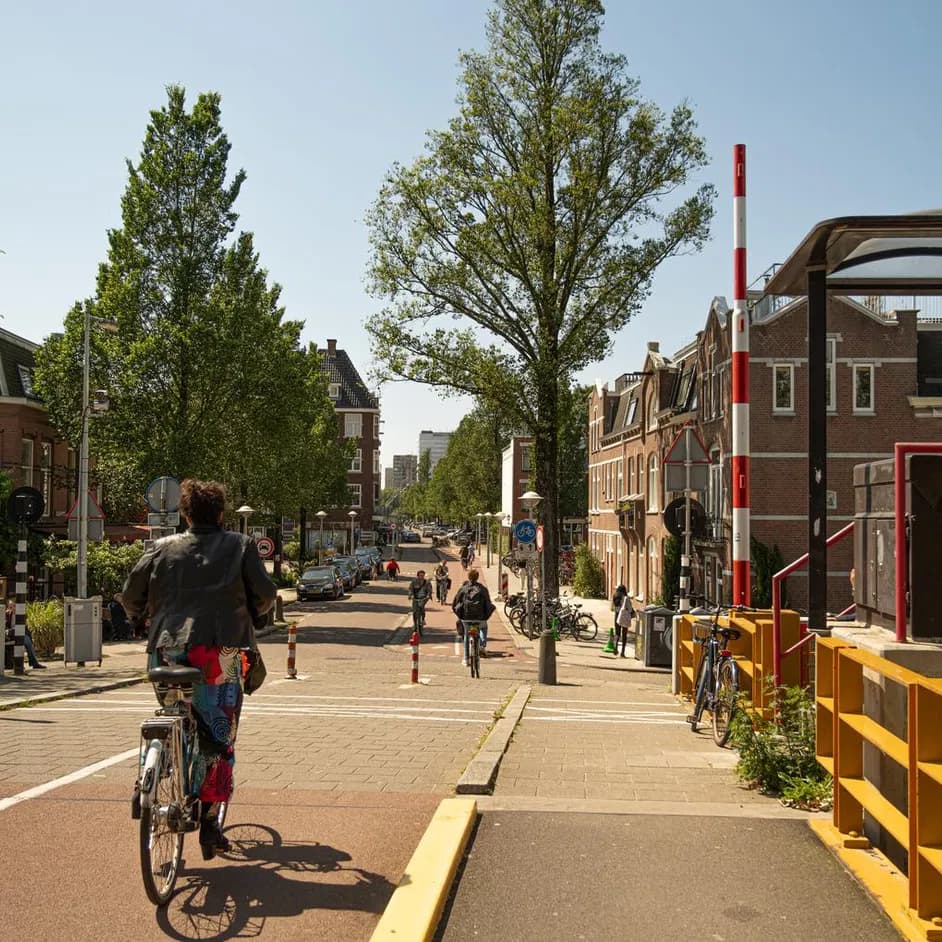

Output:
xmin=687 ymin=603 xmax=741 ymax=746
xmin=132 ymin=663 xmax=226 ymax=905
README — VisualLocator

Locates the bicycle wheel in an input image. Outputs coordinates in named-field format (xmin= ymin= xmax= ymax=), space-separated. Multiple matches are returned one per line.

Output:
xmin=470 ymin=631 xmax=480 ymax=679
xmin=575 ymin=613 xmax=598 ymax=641
xmin=139 ymin=740 xmax=184 ymax=906
xmin=509 ymin=606 xmax=525 ymax=633
xmin=688 ymin=651 xmax=708 ymax=732
xmin=712 ymin=658 xmax=739 ymax=747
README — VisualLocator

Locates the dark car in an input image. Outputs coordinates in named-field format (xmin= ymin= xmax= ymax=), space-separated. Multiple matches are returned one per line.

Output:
xmin=332 ymin=556 xmax=361 ymax=589
xmin=400 ymin=530 xmax=421 ymax=543
xmin=297 ymin=565 xmax=344 ymax=601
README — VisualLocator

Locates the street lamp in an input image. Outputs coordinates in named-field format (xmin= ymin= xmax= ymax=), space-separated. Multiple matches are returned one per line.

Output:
xmin=236 ymin=504 xmax=255 ymax=536
xmin=519 ymin=489 xmax=554 ymax=684
xmin=484 ymin=512 xmax=492 ymax=567
xmin=77 ymin=311 xmax=118 ymax=599
xmin=316 ymin=510 xmax=327 ymax=564
xmin=475 ymin=512 xmax=484 ymax=551
xmin=348 ymin=509 xmax=358 ymax=552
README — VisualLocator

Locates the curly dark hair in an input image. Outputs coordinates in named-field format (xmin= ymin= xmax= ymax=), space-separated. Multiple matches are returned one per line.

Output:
xmin=179 ymin=479 xmax=226 ymax=526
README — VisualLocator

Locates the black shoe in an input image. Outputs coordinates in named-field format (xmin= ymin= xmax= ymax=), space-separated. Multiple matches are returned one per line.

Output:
xmin=199 ymin=819 xmax=231 ymax=860
xmin=30 ymin=663 xmax=46 ymax=670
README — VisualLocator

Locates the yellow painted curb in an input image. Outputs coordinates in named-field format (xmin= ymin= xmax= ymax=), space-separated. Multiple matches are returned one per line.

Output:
xmin=810 ymin=819 xmax=942 ymax=941
xmin=370 ymin=797 xmax=477 ymax=942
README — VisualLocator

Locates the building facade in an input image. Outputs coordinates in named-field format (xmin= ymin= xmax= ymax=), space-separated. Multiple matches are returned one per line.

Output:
xmin=391 ymin=454 xmax=418 ymax=490
xmin=418 ymin=430 xmax=451 ymax=472
xmin=319 ymin=338 xmax=380 ymax=544
xmin=587 ymin=294 xmax=942 ymax=611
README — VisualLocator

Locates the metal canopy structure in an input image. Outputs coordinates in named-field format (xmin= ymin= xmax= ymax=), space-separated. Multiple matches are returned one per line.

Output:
xmin=764 ymin=212 xmax=942 ymax=633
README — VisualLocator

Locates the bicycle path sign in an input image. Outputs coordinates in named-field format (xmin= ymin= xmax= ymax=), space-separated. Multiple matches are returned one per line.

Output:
xmin=514 ymin=519 xmax=537 ymax=543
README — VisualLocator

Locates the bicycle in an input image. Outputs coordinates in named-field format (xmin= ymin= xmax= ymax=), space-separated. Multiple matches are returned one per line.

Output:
xmin=131 ymin=663 xmax=226 ymax=905
xmin=465 ymin=622 xmax=482 ymax=678
xmin=435 ymin=579 xmax=450 ymax=605
xmin=411 ymin=597 xmax=429 ymax=634
xmin=687 ymin=606 xmax=741 ymax=746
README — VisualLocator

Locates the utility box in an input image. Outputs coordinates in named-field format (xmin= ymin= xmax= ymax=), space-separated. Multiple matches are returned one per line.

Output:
xmin=854 ymin=454 xmax=942 ymax=641
xmin=638 ymin=606 xmax=674 ymax=668
xmin=64 ymin=596 xmax=103 ymax=666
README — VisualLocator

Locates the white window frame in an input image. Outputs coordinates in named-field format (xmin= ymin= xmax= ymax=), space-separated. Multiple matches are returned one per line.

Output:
xmin=708 ymin=449 xmax=724 ymax=529
xmin=21 ymin=438 xmax=34 ymax=488
xmin=328 ymin=383 xmax=340 ymax=400
xmin=344 ymin=413 xmax=362 ymax=439
xmin=773 ymin=363 xmax=794 ymax=413
xmin=647 ymin=536 xmax=658 ymax=599
xmin=373 ymin=449 xmax=381 ymax=474
xmin=617 ymin=459 xmax=623 ymax=497
xmin=647 ymin=453 xmax=659 ymax=512
xmin=647 ymin=393 xmax=657 ymax=432
xmin=349 ymin=483 xmax=362 ymax=507
xmin=826 ymin=338 xmax=837 ymax=412
xmin=853 ymin=363 xmax=875 ymax=413
xmin=350 ymin=448 xmax=362 ymax=472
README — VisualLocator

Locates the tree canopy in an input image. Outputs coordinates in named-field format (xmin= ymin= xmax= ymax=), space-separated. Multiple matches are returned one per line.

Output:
xmin=34 ymin=86 xmax=350 ymax=522
xmin=366 ymin=0 xmax=714 ymax=592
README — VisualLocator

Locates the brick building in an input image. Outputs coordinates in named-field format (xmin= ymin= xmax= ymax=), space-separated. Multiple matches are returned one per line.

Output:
xmin=318 ymin=339 xmax=380 ymax=546
xmin=588 ymin=293 xmax=942 ymax=611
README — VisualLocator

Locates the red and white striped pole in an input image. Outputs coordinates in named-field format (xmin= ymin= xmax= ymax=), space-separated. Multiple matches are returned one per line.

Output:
xmin=285 ymin=623 xmax=297 ymax=679
xmin=731 ymin=144 xmax=750 ymax=607
xmin=410 ymin=629 xmax=419 ymax=684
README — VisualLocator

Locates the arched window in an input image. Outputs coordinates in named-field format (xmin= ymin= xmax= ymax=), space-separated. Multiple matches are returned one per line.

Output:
xmin=647 ymin=453 xmax=659 ymax=512
xmin=647 ymin=536 xmax=658 ymax=601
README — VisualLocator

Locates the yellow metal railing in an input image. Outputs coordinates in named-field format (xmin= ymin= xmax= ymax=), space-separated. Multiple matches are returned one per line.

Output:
xmin=676 ymin=610 xmax=804 ymax=717
xmin=815 ymin=636 xmax=942 ymax=940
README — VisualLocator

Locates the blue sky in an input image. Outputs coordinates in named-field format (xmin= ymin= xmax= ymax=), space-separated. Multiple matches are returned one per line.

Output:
xmin=2 ymin=0 xmax=940 ymax=468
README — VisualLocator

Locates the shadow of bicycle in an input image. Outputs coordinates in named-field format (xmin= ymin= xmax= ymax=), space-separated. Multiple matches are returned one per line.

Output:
xmin=155 ymin=822 xmax=395 ymax=941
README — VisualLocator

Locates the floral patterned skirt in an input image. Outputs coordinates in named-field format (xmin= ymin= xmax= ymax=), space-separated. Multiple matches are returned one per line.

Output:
xmin=150 ymin=644 xmax=244 ymax=805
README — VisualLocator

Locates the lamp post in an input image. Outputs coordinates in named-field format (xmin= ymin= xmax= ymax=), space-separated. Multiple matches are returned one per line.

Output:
xmin=475 ymin=512 xmax=484 ymax=552
xmin=236 ymin=504 xmax=255 ymax=537
xmin=348 ymin=509 xmax=358 ymax=552
xmin=484 ymin=513 xmax=492 ymax=568
xmin=77 ymin=311 xmax=118 ymax=599
xmin=521 ymin=489 xmax=554 ymax=684
xmin=316 ymin=510 xmax=327 ymax=564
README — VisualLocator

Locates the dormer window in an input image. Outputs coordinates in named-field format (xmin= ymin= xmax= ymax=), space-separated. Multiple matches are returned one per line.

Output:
xmin=18 ymin=365 xmax=34 ymax=397
xmin=328 ymin=383 xmax=340 ymax=400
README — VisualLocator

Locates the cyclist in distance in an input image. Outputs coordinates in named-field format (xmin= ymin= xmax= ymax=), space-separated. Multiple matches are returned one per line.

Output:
xmin=408 ymin=569 xmax=433 ymax=634
xmin=452 ymin=568 xmax=495 ymax=662
xmin=122 ymin=479 xmax=276 ymax=859
xmin=434 ymin=561 xmax=451 ymax=604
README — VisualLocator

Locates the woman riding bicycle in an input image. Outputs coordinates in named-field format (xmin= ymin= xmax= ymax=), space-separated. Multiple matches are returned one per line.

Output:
xmin=123 ymin=479 xmax=276 ymax=859
xmin=434 ymin=562 xmax=451 ymax=604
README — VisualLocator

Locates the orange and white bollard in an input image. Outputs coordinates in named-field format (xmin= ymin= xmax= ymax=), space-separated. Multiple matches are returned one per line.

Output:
xmin=500 ymin=572 xmax=509 ymax=599
xmin=286 ymin=623 xmax=297 ymax=679
xmin=410 ymin=630 xmax=420 ymax=684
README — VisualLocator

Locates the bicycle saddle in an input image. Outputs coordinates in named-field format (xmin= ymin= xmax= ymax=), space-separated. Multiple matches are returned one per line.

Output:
xmin=719 ymin=627 xmax=741 ymax=641
xmin=148 ymin=665 xmax=204 ymax=686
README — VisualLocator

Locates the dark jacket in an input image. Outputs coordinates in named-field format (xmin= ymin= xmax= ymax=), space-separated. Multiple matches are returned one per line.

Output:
xmin=451 ymin=580 xmax=495 ymax=620
xmin=122 ymin=526 xmax=277 ymax=653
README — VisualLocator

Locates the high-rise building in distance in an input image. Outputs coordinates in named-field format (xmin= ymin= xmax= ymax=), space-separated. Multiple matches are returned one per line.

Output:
xmin=418 ymin=430 xmax=451 ymax=472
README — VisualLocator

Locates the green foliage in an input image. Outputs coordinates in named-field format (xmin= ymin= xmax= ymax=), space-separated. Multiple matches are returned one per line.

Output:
xmin=282 ymin=539 xmax=299 ymax=562
xmin=572 ymin=543 xmax=605 ymax=598
xmin=661 ymin=535 xmax=680 ymax=609
xmin=366 ymin=0 xmax=714 ymax=596
xmin=33 ymin=86 xmax=350 ymax=522
xmin=730 ymin=683 xmax=832 ymax=809
xmin=751 ymin=537 xmax=786 ymax=608
xmin=26 ymin=599 xmax=65 ymax=658
xmin=42 ymin=538 xmax=145 ymax=597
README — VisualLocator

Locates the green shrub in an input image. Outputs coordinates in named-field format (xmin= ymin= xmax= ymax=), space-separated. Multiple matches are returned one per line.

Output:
xmin=730 ymin=682 xmax=832 ymax=810
xmin=282 ymin=540 xmax=299 ymax=562
xmin=27 ymin=599 xmax=65 ymax=658
xmin=572 ymin=544 xmax=605 ymax=598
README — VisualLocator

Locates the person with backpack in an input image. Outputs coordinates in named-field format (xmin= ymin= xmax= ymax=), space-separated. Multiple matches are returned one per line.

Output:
xmin=451 ymin=568 xmax=495 ymax=665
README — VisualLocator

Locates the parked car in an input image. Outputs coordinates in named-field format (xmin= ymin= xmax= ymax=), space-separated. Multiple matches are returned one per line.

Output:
xmin=296 ymin=565 xmax=344 ymax=601
xmin=400 ymin=530 xmax=421 ymax=543
xmin=332 ymin=556 xmax=362 ymax=588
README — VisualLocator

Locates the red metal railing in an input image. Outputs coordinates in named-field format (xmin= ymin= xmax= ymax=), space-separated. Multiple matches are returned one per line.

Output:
xmin=771 ymin=521 xmax=854 ymax=688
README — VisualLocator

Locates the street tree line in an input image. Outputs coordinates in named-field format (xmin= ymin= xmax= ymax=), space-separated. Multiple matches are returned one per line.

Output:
xmin=35 ymin=87 xmax=352 ymax=526
xmin=366 ymin=0 xmax=714 ymax=594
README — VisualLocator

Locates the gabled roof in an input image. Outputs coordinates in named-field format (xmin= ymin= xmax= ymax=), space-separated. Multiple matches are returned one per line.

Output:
xmin=319 ymin=344 xmax=379 ymax=411
xmin=0 ymin=327 xmax=41 ymax=401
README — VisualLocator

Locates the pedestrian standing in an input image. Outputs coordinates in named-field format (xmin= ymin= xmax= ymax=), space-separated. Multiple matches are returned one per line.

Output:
xmin=614 ymin=585 xmax=634 ymax=658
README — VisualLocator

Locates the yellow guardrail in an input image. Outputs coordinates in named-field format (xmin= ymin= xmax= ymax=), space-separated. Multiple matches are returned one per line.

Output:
xmin=676 ymin=609 xmax=804 ymax=717
xmin=815 ymin=636 xmax=942 ymax=941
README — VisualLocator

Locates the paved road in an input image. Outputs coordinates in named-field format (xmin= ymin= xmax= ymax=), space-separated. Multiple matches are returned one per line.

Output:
xmin=0 ymin=544 xmax=521 ymax=941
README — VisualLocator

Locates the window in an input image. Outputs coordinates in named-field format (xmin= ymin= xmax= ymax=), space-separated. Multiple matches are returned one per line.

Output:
xmin=374 ymin=414 xmax=381 ymax=439
xmin=773 ymin=364 xmax=794 ymax=412
xmin=637 ymin=455 xmax=644 ymax=500
xmin=350 ymin=448 xmax=362 ymax=472
xmin=373 ymin=449 xmax=380 ymax=474
xmin=706 ymin=346 xmax=716 ymax=418
xmin=626 ymin=399 xmax=638 ymax=426
xmin=853 ymin=364 xmax=874 ymax=413
xmin=617 ymin=459 xmax=623 ymax=497
xmin=349 ymin=484 xmax=362 ymax=507
xmin=328 ymin=383 xmax=340 ymax=400
xmin=20 ymin=438 xmax=34 ymax=487
xmin=825 ymin=338 xmax=837 ymax=412
xmin=647 ymin=453 xmax=659 ymax=512
xmin=344 ymin=413 xmax=362 ymax=438
xmin=708 ymin=449 xmax=724 ymax=530
xmin=647 ymin=393 xmax=657 ymax=431
xmin=521 ymin=444 xmax=532 ymax=472
xmin=628 ymin=459 xmax=635 ymax=496
xmin=18 ymin=365 xmax=35 ymax=397
xmin=40 ymin=441 xmax=52 ymax=516
xmin=716 ymin=364 xmax=726 ymax=417
xmin=648 ymin=536 xmax=658 ymax=598
xmin=374 ymin=481 xmax=380 ymax=503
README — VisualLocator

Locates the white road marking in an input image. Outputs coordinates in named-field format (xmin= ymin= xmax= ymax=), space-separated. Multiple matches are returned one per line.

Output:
xmin=522 ymin=704 xmax=688 ymax=725
xmin=0 ymin=747 xmax=139 ymax=813
xmin=58 ymin=692 xmax=503 ymax=706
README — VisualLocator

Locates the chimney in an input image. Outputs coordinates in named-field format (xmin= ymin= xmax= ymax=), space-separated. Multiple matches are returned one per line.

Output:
xmin=326 ymin=338 xmax=337 ymax=356
xmin=647 ymin=341 xmax=659 ymax=353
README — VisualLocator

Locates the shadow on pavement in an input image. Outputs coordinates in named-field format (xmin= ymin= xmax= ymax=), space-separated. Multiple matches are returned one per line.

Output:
xmin=156 ymin=823 xmax=394 ymax=941
xmin=262 ymin=624 xmax=399 ymax=647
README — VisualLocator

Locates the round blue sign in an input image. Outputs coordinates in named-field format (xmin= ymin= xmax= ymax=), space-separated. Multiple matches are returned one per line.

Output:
xmin=514 ymin=519 xmax=537 ymax=543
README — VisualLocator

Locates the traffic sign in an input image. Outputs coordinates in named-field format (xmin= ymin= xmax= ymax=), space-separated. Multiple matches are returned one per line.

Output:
xmin=663 ymin=497 xmax=707 ymax=539
xmin=145 ymin=476 xmax=181 ymax=513
xmin=514 ymin=519 xmax=537 ymax=544
xmin=514 ymin=543 xmax=537 ymax=562
xmin=256 ymin=536 xmax=275 ymax=559
xmin=535 ymin=525 xmax=544 ymax=553
xmin=147 ymin=511 xmax=180 ymax=528
xmin=664 ymin=425 xmax=710 ymax=493
xmin=7 ymin=487 xmax=44 ymax=525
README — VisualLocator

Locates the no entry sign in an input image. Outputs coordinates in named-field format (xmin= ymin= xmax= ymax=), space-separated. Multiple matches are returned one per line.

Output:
xmin=255 ymin=536 xmax=275 ymax=559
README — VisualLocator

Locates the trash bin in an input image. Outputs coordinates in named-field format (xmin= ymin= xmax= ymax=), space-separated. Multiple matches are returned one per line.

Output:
xmin=638 ymin=606 xmax=674 ymax=668
xmin=64 ymin=597 xmax=103 ymax=666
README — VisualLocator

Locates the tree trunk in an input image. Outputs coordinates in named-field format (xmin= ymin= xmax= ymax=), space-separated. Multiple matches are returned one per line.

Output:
xmin=535 ymin=373 xmax=560 ymax=599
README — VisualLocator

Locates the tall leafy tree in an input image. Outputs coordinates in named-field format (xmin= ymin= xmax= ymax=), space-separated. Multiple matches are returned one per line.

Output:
xmin=366 ymin=0 xmax=714 ymax=593
xmin=35 ymin=86 xmax=348 ymax=519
